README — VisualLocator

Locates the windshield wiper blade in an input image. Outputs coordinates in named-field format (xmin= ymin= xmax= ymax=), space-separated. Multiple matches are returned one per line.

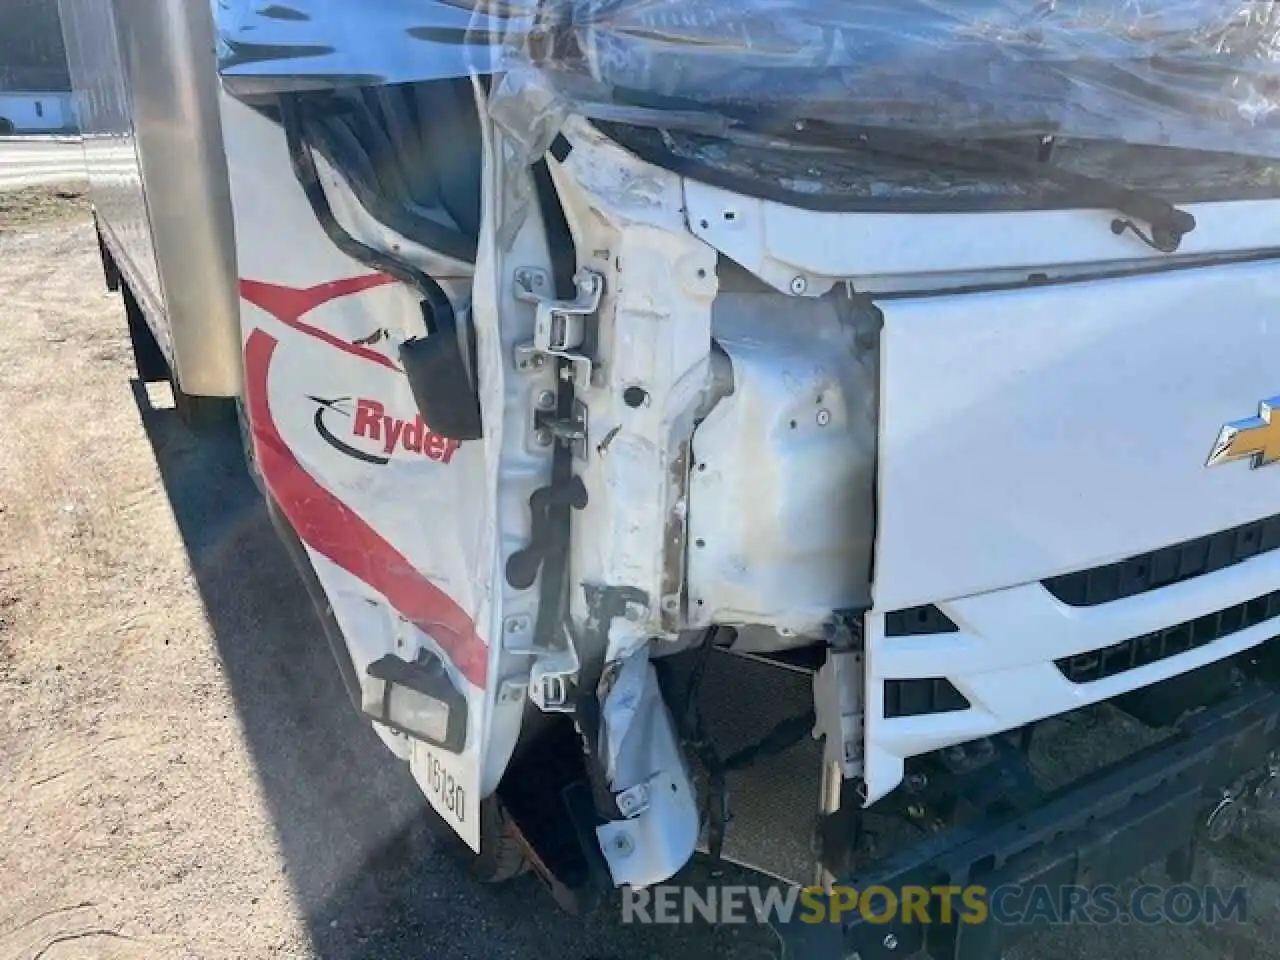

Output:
xmin=742 ymin=118 xmax=1197 ymax=253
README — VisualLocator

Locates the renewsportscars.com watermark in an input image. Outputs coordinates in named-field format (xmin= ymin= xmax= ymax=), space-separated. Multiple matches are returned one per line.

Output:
xmin=622 ymin=883 xmax=1249 ymax=927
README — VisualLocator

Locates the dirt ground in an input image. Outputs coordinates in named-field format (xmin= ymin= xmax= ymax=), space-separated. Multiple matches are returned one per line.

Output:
xmin=0 ymin=181 xmax=88 ymax=229
xmin=1 ymin=189 xmax=1279 ymax=960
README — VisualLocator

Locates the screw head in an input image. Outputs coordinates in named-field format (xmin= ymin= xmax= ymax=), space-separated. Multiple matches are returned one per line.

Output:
xmin=790 ymin=276 xmax=807 ymax=295
xmin=534 ymin=428 xmax=553 ymax=446
xmin=816 ymin=408 xmax=831 ymax=427
xmin=537 ymin=390 xmax=556 ymax=409
xmin=610 ymin=833 xmax=634 ymax=857
xmin=883 ymin=934 xmax=898 ymax=951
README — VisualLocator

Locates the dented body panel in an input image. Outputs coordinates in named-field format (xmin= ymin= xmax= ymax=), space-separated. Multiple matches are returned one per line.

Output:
xmin=57 ymin=0 xmax=1280 ymax=927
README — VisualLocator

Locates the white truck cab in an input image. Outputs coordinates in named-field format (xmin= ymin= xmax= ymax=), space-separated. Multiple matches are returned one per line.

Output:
xmin=60 ymin=1 xmax=1280 ymax=956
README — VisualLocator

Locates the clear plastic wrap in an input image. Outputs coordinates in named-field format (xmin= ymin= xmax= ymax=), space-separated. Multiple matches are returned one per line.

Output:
xmin=218 ymin=1 xmax=1280 ymax=159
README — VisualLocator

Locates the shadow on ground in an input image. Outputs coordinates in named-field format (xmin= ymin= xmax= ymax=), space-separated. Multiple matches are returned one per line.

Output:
xmin=128 ymin=382 xmax=778 ymax=960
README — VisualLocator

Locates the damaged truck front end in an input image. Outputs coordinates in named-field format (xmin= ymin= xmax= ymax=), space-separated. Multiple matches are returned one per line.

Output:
xmin=211 ymin=0 xmax=1280 ymax=953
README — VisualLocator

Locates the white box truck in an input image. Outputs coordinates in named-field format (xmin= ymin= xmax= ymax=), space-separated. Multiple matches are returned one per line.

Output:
xmin=59 ymin=1 xmax=1280 ymax=955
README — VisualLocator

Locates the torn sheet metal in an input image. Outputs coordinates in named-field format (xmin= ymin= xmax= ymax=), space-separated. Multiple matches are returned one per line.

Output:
xmin=220 ymin=1 xmax=1280 ymax=159
xmin=595 ymin=648 xmax=700 ymax=886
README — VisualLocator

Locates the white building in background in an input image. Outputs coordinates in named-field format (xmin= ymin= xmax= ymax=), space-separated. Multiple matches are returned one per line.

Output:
xmin=0 ymin=91 xmax=76 ymax=133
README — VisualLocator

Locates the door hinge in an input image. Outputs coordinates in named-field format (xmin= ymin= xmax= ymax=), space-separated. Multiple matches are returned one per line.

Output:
xmin=513 ymin=267 xmax=604 ymax=390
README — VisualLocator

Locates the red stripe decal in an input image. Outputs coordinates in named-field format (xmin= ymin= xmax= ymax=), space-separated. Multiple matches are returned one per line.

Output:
xmin=241 ymin=292 xmax=487 ymax=688
xmin=240 ymin=275 xmax=401 ymax=371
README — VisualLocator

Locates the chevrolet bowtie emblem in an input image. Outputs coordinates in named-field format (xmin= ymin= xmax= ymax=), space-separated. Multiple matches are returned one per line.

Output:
xmin=1207 ymin=396 xmax=1280 ymax=469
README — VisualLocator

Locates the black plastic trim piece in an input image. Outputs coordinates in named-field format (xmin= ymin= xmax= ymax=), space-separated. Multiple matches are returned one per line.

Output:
xmin=1045 ymin=513 xmax=1280 ymax=607
xmin=884 ymin=678 xmax=970 ymax=718
xmin=885 ymin=605 xmax=959 ymax=637
xmin=596 ymin=120 xmax=1280 ymax=215
xmin=1056 ymin=588 xmax=1280 ymax=684
xmin=399 ymin=334 xmax=484 ymax=442
xmin=549 ymin=134 xmax=573 ymax=162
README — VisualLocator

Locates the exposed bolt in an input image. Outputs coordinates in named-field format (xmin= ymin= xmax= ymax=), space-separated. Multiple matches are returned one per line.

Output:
xmin=790 ymin=276 xmax=807 ymax=295
xmin=610 ymin=833 xmax=634 ymax=857
xmin=883 ymin=934 xmax=898 ymax=951
xmin=816 ymin=408 xmax=831 ymax=427
xmin=906 ymin=802 xmax=926 ymax=819
xmin=904 ymin=771 xmax=928 ymax=792
xmin=531 ymin=354 xmax=546 ymax=368
xmin=536 ymin=390 xmax=556 ymax=409
xmin=794 ymin=119 xmax=806 ymax=132
xmin=534 ymin=427 xmax=553 ymax=446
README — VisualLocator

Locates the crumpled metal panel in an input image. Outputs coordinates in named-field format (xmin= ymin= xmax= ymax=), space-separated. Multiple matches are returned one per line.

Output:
xmin=217 ymin=0 xmax=1280 ymax=157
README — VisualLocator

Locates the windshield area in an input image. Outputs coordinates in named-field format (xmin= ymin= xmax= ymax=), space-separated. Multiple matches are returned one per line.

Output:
xmin=220 ymin=1 xmax=1280 ymax=159
xmin=217 ymin=0 xmax=1280 ymax=224
xmin=554 ymin=1 xmax=1280 ymax=153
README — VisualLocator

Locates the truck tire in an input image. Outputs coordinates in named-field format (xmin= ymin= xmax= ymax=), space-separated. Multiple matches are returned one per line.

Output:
xmin=123 ymin=283 xmax=169 ymax=383
xmin=468 ymin=797 xmax=530 ymax=884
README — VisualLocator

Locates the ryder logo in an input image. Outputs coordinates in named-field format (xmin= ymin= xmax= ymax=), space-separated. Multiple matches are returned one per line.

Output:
xmin=310 ymin=396 xmax=462 ymax=466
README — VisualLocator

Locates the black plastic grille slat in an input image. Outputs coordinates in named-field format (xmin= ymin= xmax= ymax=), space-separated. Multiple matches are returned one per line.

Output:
xmin=884 ymin=678 xmax=970 ymax=718
xmin=1044 ymin=513 xmax=1280 ymax=607
xmin=1056 ymin=588 xmax=1280 ymax=683
xmin=885 ymin=604 xmax=959 ymax=637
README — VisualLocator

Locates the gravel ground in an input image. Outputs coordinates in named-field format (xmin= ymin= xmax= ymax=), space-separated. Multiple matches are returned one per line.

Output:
xmin=1 ymin=191 xmax=1279 ymax=960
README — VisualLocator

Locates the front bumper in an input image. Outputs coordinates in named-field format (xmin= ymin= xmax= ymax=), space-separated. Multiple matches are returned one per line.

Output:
xmin=863 ymin=543 xmax=1280 ymax=803
xmin=775 ymin=664 xmax=1280 ymax=960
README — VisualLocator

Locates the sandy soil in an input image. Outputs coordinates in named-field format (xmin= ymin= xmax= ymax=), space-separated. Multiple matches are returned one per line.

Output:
xmin=1 ymin=190 xmax=1278 ymax=960
xmin=0 ymin=181 xmax=88 ymax=230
